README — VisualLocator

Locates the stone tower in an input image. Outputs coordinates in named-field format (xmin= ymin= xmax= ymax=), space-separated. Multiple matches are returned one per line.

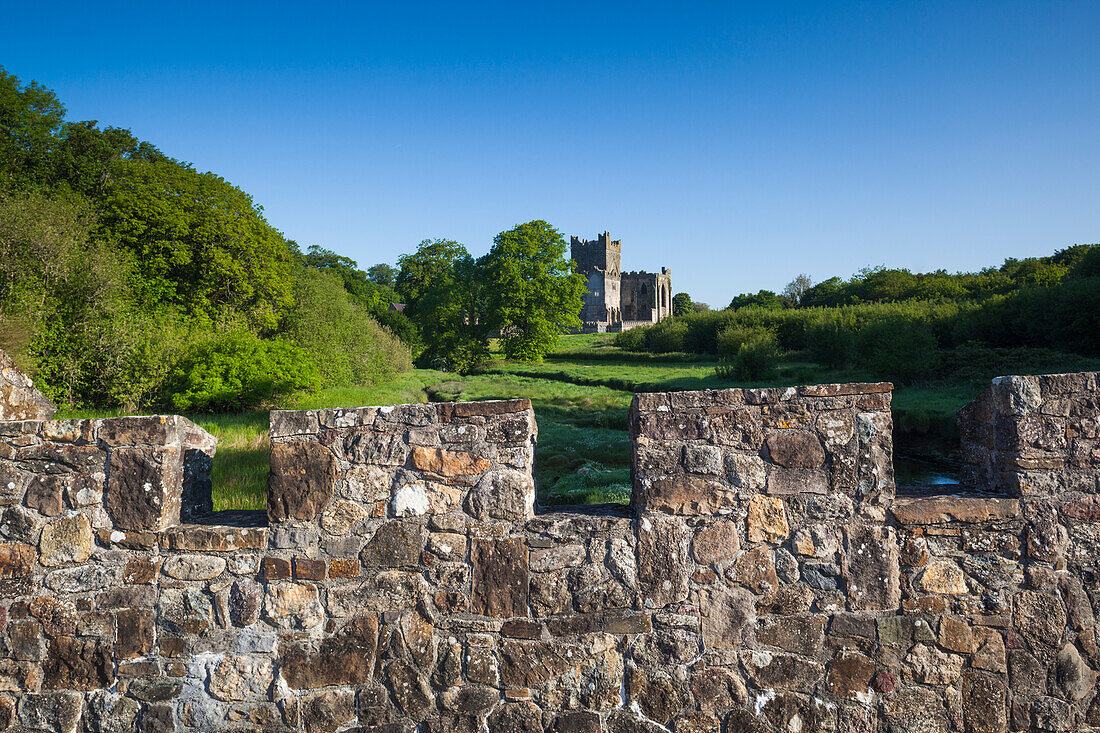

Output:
xmin=570 ymin=232 xmax=622 ymax=326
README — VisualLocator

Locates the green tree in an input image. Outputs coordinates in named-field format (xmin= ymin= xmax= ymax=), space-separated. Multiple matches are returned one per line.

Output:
xmin=97 ymin=159 xmax=297 ymax=329
xmin=367 ymin=263 xmax=397 ymax=287
xmin=301 ymin=244 xmax=403 ymax=314
xmin=414 ymin=250 xmax=491 ymax=373
xmin=856 ymin=267 xmax=919 ymax=302
xmin=279 ymin=267 xmax=411 ymax=387
xmin=481 ymin=220 xmax=586 ymax=361
xmin=0 ymin=67 xmax=66 ymax=189
xmin=728 ymin=290 xmax=784 ymax=311
xmin=396 ymin=239 xmax=469 ymax=309
xmin=50 ymin=122 xmax=170 ymax=198
xmin=671 ymin=292 xmax=694 ymax=317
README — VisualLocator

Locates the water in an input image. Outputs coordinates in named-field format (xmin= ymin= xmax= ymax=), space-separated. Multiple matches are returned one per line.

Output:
xmin=893 ymin=455 xmax=959 ymax=488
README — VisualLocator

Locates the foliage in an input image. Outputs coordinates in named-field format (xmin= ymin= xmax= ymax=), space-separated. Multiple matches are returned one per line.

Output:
xmin=715 ymin=325 xmax=755 ymax=358
xmin=367 ymin=263 xmax=397 ymax=287
xmin=481 ymin=220 xmax=586 ymax=361
xmin=728 ymin=289 xmax=785 ymax=311
xmin=782 ymin=274 xmax=813 ymax=303
xmin=279 ymin=267 xmax=412 ymax=388
xmin=671 ymin=292 xmax=693 ymax=317
xmin=733 ymin=332 xmax=780 ymax=380
xmin=0 ymin=68 xmax=66 ymax=189
xmin=400 ymin=239 xmax=490 ymax=372
xmin=643 ymin=318 xmax=688 ymax=353
xmin=97 ymin=159 xmax=297 ymax=330
xmin=162 ymin=331 xmax=319 ymax=412
xmin=0 ymin=67 xmax=417 ymax=410
xmin=613 ymin=327 xmax=648 ymax=351
xmin=714 ymin=359 xmax=738 ymax=381
xmin=856 ymin=318 xmax=941 ymax=385
xmin=396 ymin=238 xmax=470 ymax=309
xmin=806 ymin=320 xmax=855 ymax=369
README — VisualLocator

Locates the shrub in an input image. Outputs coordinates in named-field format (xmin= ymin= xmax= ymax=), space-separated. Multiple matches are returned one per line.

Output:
xmin=806 ymin=321 xmax=855 ymax=369
xmin=612 ymin=327 xmax=647 ymax=351
xmin=645 ymin=318 xmax=688 ymax=353
xmin=714 ymin=359 xmax=738 ymax=381
xmin=715 ymin=326 xmax=756 ymax=358
xmin=734 ymin=333 xmax=780 ymax=380
xmin=163 ymin=331 xmax=319 ymax=411
xmin=856 ymin=319 xmax=940 ymax=385
xmin=280 ymin=268 xmax=412 ymax=388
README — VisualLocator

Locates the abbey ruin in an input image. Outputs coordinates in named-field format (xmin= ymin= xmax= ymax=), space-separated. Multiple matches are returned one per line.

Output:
xmin=571 ymin=232 xmax=672 ymax=332
xmin=0 ymin=353 xmax=1099 ymax=732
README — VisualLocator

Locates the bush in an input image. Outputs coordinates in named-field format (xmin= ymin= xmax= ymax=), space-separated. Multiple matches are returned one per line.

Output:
xmin=734 ymin=333 xmax=781 ymax=380
xmin=644 ymin=318 xmax=688 ymax=353
xmin=857 ymin=319 xmax=940 ymax=385
xmin=714 ymin=359 xmax=738 ymax=381
xmin=613 ymin=327 xmax=648 ymax=351
xmin=163 ymin=331 xmax=319 ymax=411
xmin=280 ymin=268 xmax=412 ymax=388
xmin=806 ymin=321 xmax=855 ymax=369
xmin=715 ymin=326 xmax=756 ymax=358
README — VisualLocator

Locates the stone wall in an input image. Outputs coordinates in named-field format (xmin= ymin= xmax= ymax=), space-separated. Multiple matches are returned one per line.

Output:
xmin=0 ymin=371 xmax=1098 ymax=732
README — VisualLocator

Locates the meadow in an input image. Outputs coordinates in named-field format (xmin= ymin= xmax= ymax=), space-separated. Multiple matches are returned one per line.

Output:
xmin=55 ymin=331 xmax=1058 ymax=511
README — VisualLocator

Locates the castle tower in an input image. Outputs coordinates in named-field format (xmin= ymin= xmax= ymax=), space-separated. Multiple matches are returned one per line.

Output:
xmin=570 ymin=232 xmax=621 ymax=326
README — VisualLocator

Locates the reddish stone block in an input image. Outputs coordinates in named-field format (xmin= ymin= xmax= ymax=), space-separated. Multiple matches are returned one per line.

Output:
xmin=262 ymin=557 xmax=291 ymax=580
xmin=294 ymin=558 xmax=327 ymax=581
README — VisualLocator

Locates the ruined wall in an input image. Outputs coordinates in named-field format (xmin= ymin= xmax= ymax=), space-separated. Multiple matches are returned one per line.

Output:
xmin=0 ymin=372 xmax=1098 ymax=732
xmin=621 ymin=270 xmax=672 ymax=324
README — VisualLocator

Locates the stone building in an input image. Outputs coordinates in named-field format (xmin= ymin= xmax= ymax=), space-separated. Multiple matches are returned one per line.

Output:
xmin=570 ymin=231 xmax=672 ymax=331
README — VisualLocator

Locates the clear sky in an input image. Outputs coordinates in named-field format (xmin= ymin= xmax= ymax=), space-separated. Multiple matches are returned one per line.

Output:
xmin=3 ymin=1 xmax=1098 ymax=306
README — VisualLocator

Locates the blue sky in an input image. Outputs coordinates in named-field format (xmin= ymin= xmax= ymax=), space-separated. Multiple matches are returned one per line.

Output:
xmin=3 ymin=1 xmax=1099 ymax=306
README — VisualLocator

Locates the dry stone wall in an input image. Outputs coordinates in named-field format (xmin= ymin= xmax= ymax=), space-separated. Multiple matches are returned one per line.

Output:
xmin=0 ymin=366 xmax=1097 ymax=733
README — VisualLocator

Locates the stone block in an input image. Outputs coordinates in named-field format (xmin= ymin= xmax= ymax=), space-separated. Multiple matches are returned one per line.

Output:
xmin=637 ymin=515 xmax=690 ymax=607
xmin=471 ymin=537 xmax=528 ymax=618
xmin=0 ymin=349 xmax=56 ymax=421
xmin=746 ymin=495 xmax=789 ymax=543
xmin=39 ymin=513 xmax=93 ymax=566
xmin=267 ymin=440 xmax=337 ymax=521
xmin=840 ymin=524 xmax=900 ymax=611
xmin=281 ymin=615 xmax=378 ymax=688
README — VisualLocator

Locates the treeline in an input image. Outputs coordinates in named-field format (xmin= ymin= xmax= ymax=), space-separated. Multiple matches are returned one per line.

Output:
xmin=0 ymin=68 xmax=412 ymax=410
xmin=618 ymin=245 xmax=1100 ymax=385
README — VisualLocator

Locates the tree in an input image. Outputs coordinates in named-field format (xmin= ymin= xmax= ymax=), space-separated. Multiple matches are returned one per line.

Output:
xmin=727 ymin=290 xmax=784 ymax=311
xmin=97 ymin=158 xmax=297 ymax=330
xmin=413 ymin=250 xmax=490 ymax=373
xmin=671 ymin=292 xmax=693 ymax=317
xmin=396 ymin=239 xmax=469 ymax=309
xmin=279 ymin=267 xmax=411 ymax=387
xmin=367 ymin=263 xmax=397 ymax=287
xmin=481 ymin=220 xmax=586 ymax=361
xmin=301 ymin=244 xmax=404 ymax=316
xmin=800 ymin=276 xmax=850 ymax=308
xmin=783 ymin=274 xmax=813 ymax=305
xmin=0 ymin=67 xmax=66 ymax=189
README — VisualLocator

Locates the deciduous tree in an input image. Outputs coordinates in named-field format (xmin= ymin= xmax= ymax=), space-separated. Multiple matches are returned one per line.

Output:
xmin=481 ymin=220 xmax=586 ymax=361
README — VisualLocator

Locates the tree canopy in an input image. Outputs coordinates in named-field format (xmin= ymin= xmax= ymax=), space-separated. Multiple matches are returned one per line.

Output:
xmin=482 ymin=220 xmax=586 ymax=361
xmin=0 ymin=66 xmax=413 ymax=409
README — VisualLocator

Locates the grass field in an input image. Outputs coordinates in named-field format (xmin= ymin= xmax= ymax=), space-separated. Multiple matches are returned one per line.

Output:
xmin=57 ymin=332 xmax=1048 ymax=511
